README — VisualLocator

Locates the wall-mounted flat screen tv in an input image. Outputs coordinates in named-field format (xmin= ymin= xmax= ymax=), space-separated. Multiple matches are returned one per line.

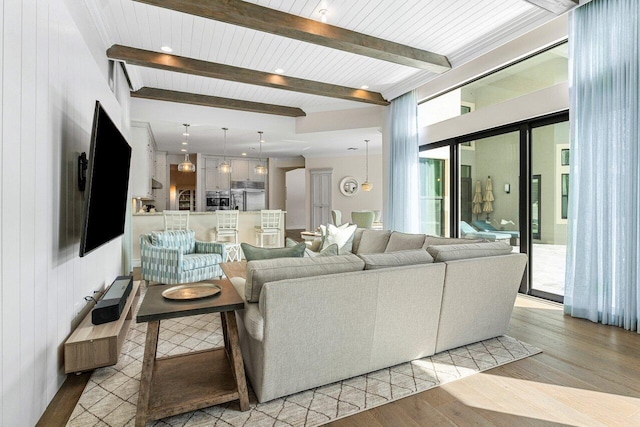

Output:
xmin=79 ymin=101 xmax=132 ymax=257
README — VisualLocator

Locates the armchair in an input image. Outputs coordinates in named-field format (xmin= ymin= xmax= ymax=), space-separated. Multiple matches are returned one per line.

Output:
xmin=140 ymin=230 xmax=225 ymax=285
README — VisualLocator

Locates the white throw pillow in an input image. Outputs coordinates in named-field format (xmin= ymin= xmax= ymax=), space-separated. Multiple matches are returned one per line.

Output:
xmin=320 ymin=223 xmax=357 ymax=254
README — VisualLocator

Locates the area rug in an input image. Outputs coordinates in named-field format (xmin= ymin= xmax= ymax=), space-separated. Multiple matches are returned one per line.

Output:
xmin=67 ymin=292 xmax=541 ymax=427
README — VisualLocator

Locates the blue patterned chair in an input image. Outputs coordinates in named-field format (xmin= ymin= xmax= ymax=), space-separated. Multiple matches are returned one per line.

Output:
xmin=140 ymin=230 xmax=225 ymax=285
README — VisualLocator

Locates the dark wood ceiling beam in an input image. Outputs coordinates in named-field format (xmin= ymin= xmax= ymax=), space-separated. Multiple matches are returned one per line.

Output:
xmin=133 ymin=0 xmax=451 ymax=73
xmin=131 ymin=87 xmax=306 ymax=117
xmin=523 ymin=0 xmax=578 ymax=14
xmin=107 ymin=45 xmax=390 ymax=106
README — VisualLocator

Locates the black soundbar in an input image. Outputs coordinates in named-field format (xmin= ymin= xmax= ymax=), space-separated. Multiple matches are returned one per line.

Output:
xmin=91 ymin=276 xmax=133 ymax=325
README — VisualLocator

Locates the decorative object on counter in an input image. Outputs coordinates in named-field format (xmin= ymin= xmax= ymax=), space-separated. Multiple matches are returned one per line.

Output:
xmin=219 ymin=127 xmax=232 ymax=174
xmin=178 ymin=124 xmax=196 ymax=173
xmin=164 ymin=210 xmax=189 ymax=231
xmin=254 ymin=209 xmax=282 ymax=247
xmin=483 ymin=175 xmax=494 ymax=221
xmin=361 ymin=139 xmax=373 ymax=192
xmin=254 ymin=131 xmax=268 ymax=175
xmin=339 ymin=176 xmax=359 ymax=196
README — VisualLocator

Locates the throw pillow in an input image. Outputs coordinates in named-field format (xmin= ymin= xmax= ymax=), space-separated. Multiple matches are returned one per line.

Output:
xmin=241 ymin=242 xmax=305 ymax=261
xmin=320 ymin=223 xmax=357 ymax=254
xmin=305 ymin=243 xmax=338 ymax=258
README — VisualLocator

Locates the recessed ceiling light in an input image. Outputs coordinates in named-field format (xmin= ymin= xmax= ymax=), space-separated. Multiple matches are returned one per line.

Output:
xmin=347 ymin=147 xmax=358 ymax=150
xmin=180 ymin=148 xmax=187 ymax=152
xmin=360 ymin=85 xmax=369 ymax=90
xmin=160 ymin=46 xmax=173 ymax=53
xmin=241 ymin=152 xmax=247 ymax=156
xmin=274 ymin=68 xmax=284 ymax=74
xmin=182 ymin=132 xmax=189 ymax=136
xmin=181 ymin=141 xmax=188 ymax=145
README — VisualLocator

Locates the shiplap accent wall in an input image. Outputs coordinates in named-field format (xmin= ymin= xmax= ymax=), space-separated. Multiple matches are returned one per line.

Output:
xmin=1 ymin=0 xmax=130 ymax=424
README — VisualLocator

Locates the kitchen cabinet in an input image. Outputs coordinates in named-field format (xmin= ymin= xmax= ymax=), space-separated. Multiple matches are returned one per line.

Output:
xmin=230 ymin=159 xmax=250 ymax=182
xmin=229 ymin=158 xmax=267 ymax=182
xmin=131 ymin=124 xmax=156 ymax=199
xmin=205 ymin=157 xmax=230 ymax=190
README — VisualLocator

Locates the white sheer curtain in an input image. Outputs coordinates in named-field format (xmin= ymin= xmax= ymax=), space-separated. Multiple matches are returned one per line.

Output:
xmin=564 ymin=0 xmax=640 ymax=332
xmin=385 ymin=90 xmax=421 ymax=233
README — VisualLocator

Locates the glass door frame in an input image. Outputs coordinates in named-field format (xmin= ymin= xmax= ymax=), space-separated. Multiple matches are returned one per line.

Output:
xmin=420 ymin=110 xmax=569 ymax=303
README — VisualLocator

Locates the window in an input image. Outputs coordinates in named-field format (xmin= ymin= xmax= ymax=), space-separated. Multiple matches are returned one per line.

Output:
xmin=561 ymin=149 xmax=570 ymax=165
xmin=418 ymin=43 xmax=568 ymax=128
xmin=561 ymin=174 xmax=569 ymax=219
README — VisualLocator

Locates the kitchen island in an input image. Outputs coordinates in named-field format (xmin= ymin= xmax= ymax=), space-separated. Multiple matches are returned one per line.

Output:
xmin=132 ymin=211 xmax=285 ymax=266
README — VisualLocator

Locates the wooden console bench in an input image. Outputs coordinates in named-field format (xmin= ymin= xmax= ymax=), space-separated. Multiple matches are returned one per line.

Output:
xmin=64 ymin=281 xmax=141 ymax=374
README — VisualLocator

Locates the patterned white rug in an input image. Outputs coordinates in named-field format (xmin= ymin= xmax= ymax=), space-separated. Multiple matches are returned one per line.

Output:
xmin=67 ymin=294 xmax=540 ymax=427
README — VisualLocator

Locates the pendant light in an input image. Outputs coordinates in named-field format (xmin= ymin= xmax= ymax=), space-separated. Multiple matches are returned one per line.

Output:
xmin=361 ymin=139 xmax=373 ymax=191
xmin=178 ymin=124 xmax=196 ymax=173
xmin=219 ymin=127 xmax=231 ymax=174
xmin=254 ymin=131 xmax=268 ymax=175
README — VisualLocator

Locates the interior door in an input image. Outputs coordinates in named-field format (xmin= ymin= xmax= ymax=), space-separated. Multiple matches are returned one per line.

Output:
xmin=310 ymin=169 xmax=332 ymax=229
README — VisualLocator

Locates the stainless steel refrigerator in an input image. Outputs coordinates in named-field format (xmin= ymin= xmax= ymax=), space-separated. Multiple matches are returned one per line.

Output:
xmin=231 ymin=189 xmax=266 ymax=211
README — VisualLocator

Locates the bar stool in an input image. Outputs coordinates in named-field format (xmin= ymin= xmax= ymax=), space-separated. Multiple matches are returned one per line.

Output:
xmin=163 ymin=210 xmax=189 ymax=231
xmin=255 ymin=210 xmax=282 ymax=247
xmin=214 ymin=211 xmax=239 ymax=243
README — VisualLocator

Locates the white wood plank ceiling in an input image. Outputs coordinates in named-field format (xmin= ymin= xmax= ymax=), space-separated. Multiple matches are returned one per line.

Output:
xmin=88 ymin=0 xmax=555 ymax=156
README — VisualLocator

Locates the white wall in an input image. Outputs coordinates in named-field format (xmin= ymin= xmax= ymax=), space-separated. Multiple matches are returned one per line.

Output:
xmin=304 ymin=154 xmax=383 ymax=230
xmin=268 ymin=156 xmax=305 ymax=211
xmin=285 ymin=169 xmax=306 ymax=229
xmin=1 ymin=0 xmax=129 ymax=424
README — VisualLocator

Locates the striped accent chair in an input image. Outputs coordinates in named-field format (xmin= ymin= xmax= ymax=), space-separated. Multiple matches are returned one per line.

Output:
xmin=140 ymin=230 xmax=225 ymax=285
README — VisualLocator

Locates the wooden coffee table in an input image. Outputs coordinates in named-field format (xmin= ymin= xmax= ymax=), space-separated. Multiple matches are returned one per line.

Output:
xmin=135 ymin=279 xmax=249 ymax=427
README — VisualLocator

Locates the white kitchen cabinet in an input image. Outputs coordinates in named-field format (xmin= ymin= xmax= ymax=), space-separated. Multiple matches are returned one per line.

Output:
xmin=204 ymin=156 xmax=230 ymax=190
xmin=130 ymin=124 xmax=155 ymax=199
xmin=230 ymin=158 xmax=250 ymax=181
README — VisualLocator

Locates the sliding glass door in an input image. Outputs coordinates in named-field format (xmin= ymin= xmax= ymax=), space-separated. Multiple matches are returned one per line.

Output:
xmin=420 ymin=111 xmax=569 ymax=302
xmin=419 ymin=146 xmax=450 ymax=237
xmin=530 ymin=121 xmax=570 ymax=299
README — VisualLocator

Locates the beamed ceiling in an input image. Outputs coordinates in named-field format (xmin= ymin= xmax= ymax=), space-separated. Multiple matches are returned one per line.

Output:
xmin=87 ymin=0 xmax=574 ymax=158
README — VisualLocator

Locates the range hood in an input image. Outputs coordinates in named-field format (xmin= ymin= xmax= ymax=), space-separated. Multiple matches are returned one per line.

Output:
xmin=151 ymin=178 xmax=163 ymax=189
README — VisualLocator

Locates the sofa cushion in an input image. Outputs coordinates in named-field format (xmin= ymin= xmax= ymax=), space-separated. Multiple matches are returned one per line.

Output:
xmin=422 ymin=235 xmax=483 ymax=249
xmin=351 ymin=228 xmax=366 ymax=253
xmin=151 ymin=230 xmax=196 ymax=254
xmin=181 ymin=253 xmax=222 ymax=271
xmin=426 ymin=241 xmax=512 ymax=262
xmin=357 ymin=250 xmax=433 ymax=270
xmin=320 ymin=223 xmax=357 ymax=254
xmin=241 ymin=242 xmax=305 ymax=261
xmin=356 ymin=230 xmax=392 ymax=254
xmin=244 ymin=254 xmax=365 ymax=303
xmin=385 ymin=232 xmax=426 ymax=253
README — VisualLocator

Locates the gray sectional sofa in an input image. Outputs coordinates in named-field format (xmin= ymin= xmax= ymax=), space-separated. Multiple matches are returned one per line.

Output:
xmin=230 ymin=229 xmax=527 ymax=403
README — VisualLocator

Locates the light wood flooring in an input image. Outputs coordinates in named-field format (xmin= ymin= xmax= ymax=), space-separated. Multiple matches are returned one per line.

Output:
xmin=39 ymin=283 xmax=640 ymax=426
